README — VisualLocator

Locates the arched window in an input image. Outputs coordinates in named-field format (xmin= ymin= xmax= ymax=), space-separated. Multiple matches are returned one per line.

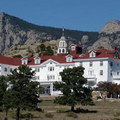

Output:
xmin=59 ymin=49 xmax=61 ymax=53
xmin=63 ymin=42 xmax=65 ymax=47
xmin=62 ymin=49 xmax=64 ymax=53
xmin=60 ymin=42 xmax=62 ymax=47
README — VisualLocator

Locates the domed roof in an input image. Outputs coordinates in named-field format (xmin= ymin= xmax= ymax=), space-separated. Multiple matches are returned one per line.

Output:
xmin=60 ymin=36 xmax=66 ymax=40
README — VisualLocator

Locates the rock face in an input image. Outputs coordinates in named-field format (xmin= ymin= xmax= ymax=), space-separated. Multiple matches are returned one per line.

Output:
xmin=0 ymin=12 xmax=98 ymax=55
xmin=88 ymin=20 xmax=120 ymax=50
xmin=0 ymin=12 xmax=54 ymax=55
xmin=99 ymin=20 xmax=120 ymax=34
xmin=1 ymin=12 xmax=120 ymax=56
xmin=81 ymin=35 xmax=89 ymax=44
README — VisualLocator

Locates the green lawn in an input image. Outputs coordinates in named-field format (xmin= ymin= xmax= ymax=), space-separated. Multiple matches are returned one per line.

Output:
xmin=1 ymin=100 xmax=120 ymax=120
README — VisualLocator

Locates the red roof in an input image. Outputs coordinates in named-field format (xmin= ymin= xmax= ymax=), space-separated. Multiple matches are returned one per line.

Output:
xmin=0 ymin=48 xmax=119 ymax=66
xmin=78 ymin=49 xmax=119 ymax=59
xmin=0 ymin=54 xmax=74 ymax=66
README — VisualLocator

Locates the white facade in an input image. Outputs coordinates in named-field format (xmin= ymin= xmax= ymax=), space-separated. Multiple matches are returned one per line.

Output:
xmin=0 ymin=36 xmax=120 ymax=96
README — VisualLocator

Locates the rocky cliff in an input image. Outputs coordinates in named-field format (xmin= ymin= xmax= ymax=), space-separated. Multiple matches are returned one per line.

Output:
xmin=1 ymin=12 xmax=120 ymax=56
xmin=0 ymin=12 xmax=98 ymax=55
xmin=89 ymin=20 xmax=120 ymax=50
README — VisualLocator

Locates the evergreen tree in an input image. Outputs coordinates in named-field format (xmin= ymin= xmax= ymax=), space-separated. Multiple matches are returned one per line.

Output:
xmin=44 ymin=46 xmax=54 ymax=55
xmin=54 ymin=66 xmax=93 ymax=111
xmin=0 ymin=76 xmax=7 ymax=111
xmin=5 ymin=65 xmax=40 ymax=120
xmin=40 ymin=44 xmax=46 ymax=51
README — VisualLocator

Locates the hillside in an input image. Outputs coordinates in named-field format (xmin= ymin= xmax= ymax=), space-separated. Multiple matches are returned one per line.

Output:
xmin=1 ymin=12 xmax=120 ymax=57
xmin=0 ymin=12 xmax=98 ymax=55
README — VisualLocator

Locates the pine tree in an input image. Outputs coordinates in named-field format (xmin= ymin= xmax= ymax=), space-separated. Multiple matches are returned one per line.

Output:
xmin=5 ymin=65 xmax=40 ymax=120
xmin=54 ymin=66 xmax=93 ymax=111
xmin=0 ymin=76 xmax=7 ymax=111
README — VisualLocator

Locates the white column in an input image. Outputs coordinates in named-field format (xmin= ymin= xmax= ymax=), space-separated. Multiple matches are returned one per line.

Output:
xmin=50 ymin=83 xmax=53 ymax=96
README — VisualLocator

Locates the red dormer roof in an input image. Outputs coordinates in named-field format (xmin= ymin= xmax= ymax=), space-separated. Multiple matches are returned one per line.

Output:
xmin=78 ymin=49 xmax=119 ymax=60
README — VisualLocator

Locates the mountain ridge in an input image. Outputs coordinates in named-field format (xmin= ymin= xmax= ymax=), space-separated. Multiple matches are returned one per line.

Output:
xmin=0 ymin=12 xmax=98 ymax=55
xmin=1 ymin=12 xmax=120 ymax=57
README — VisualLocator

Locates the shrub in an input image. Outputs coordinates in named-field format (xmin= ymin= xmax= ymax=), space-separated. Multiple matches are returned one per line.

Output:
xmin=20 ymin=113 xmax=34 ymax=118
xmin=111 ymin=118 xmax=120 ymax=120
xmin=56 ymin=109 xmax=65 ymax=113
xmin=45 ymin=113 xmax=54 ymax=118
xmin=14 ymin=46 xmax=18 ymax=50
xmin=114 ymin=112 xmax=120 ymax=117
xmin=67 ymin=112 xmax=78 ymax=118
xmin=4 ymin=117 xmax=8 ymax=120
xmin=36 ymin=108 xmax=44 ymax=112
xmin=13 ymin=54 xmax=22 ymax=58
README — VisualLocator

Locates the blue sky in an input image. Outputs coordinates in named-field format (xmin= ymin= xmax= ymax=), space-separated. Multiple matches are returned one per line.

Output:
xmin=0 ymin=0 xmax=120 ymax=32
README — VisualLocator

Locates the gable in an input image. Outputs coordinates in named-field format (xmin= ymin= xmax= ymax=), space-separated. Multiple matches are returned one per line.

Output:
xmin=40 ymin=59 xmax=60 ymax=66
xmin=89 ymin=51 xmax=96 ymax=57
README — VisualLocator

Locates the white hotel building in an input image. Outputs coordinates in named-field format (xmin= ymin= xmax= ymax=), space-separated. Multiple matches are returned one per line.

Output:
xmin=0 ymin=35 xmax=120 ymax=96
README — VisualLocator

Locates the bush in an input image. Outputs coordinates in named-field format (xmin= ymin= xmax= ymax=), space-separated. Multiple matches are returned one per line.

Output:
xmin=56 ymin=109 xmax=65 ymax=113
xmin=111 ymin=118 xmax=120 ymax=120
xmin=13 ymin=54 xmax=22 ymax=58
xmin=45 ymin=113 xmax=54 ymax=118
xmin=4 ymin=117 xmax=8 ymax=120
xmin=14 ymin=46 xmax=18 ymax=50
xmin=67 ymin=112 xmax=78 ymax=118
xmin=20 ymin=113 xmax=34 ymax=118
xmin=97 ymin=96 xmax=102 ymax=99
xmin=114 ymin=112 xmax=120 ymax=117
xmin=36 ymin=108 xmax=44 ymax=112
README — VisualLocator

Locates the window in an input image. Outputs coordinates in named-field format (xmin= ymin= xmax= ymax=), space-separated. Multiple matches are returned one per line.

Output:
xmin=100 ymin=70 xmax=103 ymax=75
xmin=21 ymin=58 xmax=28 ymax=65
xmin=35 ymin=76 xmax=39 ymax=80
xmin=10 ymin=68 xmax=12 ymax=72
xmin=110 ymin=62 xmax=113 ymax=67
xmin=34 ymin=57 xmax=40 ymax=64
xmin=63 ymin=42 xmax=64 ymax=46
xmin=47 ymin=75 xmax=55 ymax=80
xmin=35 ymin=67 xmax=40 ymax=72
xmin=88 ymin=70 xmax=94 ymax=76
xmin=110 ymin=70 xmax=112 ymax=76
xmin=60 ymin=42 xmax=62 ymax=47
xmin=80 ymin=62 xmax=82 ymax=66
xmin=66 ymin=57 xmax=72 ymax=62
xmin=89 ymin=62 xmax=93 ymax=67
xmin=59 ymin=49 xmax=61 ymax=53
xmin=4 ymin=68 xmax=7 ymax=72
xmin=67 ymin=57 xmax=70 ymax=62
xmin=48 ymin=67 xmax=54 ymax=71
xmin=89 ymin=51 xmax=96 ymax=57
xmin=71 ymin=46 xmax=75 ymax=51
xmin=117 ymin=72 xmax=119 ymax=75
xmin=100 ymin=61 xmax=103 ymax=66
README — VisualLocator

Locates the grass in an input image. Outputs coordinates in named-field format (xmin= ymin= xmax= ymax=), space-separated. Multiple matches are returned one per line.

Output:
xmin=1 ymin=100 xmax=120 ymax=120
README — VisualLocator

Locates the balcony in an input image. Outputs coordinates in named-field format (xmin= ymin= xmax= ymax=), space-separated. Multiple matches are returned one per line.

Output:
xmin=84 ymin=74 xmax=96 ymax=82
xmin=113 ymin=75 xmax=120 ymax=80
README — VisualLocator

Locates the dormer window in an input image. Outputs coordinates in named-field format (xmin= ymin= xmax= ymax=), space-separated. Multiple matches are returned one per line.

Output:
xmin=89 ymin=51 xmax=96 ymax=57
xmin=66 ymin=55 xmax=73 ymax=62
xmin=21 ymin=58 xmax=28 ymax=65
xmin=34 ymin=57 xmax=41 ymax=64
xmin=71 ymin=46 xmax=75 ymax=51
